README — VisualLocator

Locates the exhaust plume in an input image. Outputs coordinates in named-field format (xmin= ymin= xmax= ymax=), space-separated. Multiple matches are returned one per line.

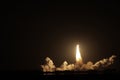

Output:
xmin=41 ymin=57 xmax=55 ymax=72
xmin=93 ymin=55 xmax=116 ymax=70
xmin=76 ymin=44 xmax=82 ymax=63
xmin=41 ymin=55 xmax=116 ymax=72
xmin=56 ymin=61 xmax=75 ymax=71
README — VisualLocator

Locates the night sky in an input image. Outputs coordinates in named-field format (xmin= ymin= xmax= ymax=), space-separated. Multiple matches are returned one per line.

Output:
xmin=2 ymin=1 xmax=120 ymax=71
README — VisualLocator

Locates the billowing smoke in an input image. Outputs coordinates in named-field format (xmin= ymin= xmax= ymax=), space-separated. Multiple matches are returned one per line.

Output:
xmin=41 ymin=57 xmax=55 ymax=72
xmin=93 ymin=55 xmax=116 ymax=70
xmin=56 ymin=61 xmax=75 ymax=71
xmin=41 ymin=55 xmax=116 ymax=72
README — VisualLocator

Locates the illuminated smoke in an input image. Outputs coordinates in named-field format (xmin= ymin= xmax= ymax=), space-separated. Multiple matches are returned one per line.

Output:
xmin=41 ymin=57 xmax=55 ymax=72
xmin=93 ymin=55 xmax=116 ymax=70
xmin=56 ymin=61 xmax=75 ymax=71
xmin=80 ymin=61 xmax=94 ymax=71
xmin=41 ymin=44 xmax=116 ymax=72
xmin=41 ymin=55 xmax=116 ymax=72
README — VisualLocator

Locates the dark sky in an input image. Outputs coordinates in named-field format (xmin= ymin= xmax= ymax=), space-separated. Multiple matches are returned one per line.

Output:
xmin=2 ymin=0 xmax=120 ymax=71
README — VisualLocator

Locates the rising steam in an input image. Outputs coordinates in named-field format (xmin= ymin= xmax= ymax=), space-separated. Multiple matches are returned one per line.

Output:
xmin=41 ymin=55 xmax=116 ymax=72
xmin=41 ymin=44 xmax=116 ymax=72
xmin=41 ymin=57 xmax=56 ymax=72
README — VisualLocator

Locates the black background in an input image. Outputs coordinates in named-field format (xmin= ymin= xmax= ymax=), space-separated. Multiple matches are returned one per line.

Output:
xmin=1 ymin=0 xmax=120 ymax=71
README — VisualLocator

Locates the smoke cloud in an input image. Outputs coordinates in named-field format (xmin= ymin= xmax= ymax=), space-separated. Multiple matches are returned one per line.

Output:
xmin=41 ymin=55 xmax=116 ymax=72
xmin=56 ymin=61 xmax=75 ymax=71
xmin=93 ymin=55 xmax=116 ymax=70
xmin=41 ymin=57 xmax=55 ymax=72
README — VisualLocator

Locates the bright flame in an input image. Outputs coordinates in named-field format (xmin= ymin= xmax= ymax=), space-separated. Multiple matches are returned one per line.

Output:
xmin=76 ymin=44 xmax=82 ymax=63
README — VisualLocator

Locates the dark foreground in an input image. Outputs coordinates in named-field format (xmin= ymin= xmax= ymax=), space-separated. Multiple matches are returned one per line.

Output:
xmin=0 ymin=70 xmax=120 ymax=80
